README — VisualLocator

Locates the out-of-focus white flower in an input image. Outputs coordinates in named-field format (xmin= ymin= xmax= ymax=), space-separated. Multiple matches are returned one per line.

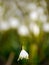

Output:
xmin=0 ymin=21 xmax=9 ymax=31
xmin=18 ymin=25 xmax=29 ymax=36
xmin=43 ymin=23 xmax=49 ymax=32
xmin=29 ymin=11 xmax=38 ymax=21
xmin=9 ymin=17 xmax=20 ymax=29
xmin=27 ymin=3 xmax=37 ymax=11
xmin=37 ymin=7 xmax=44 ymax=15
xmin=39 ymin=14 xmax=47 ymax=23
xmin=29 ymin=23 xmax=40 ymax=36
xmin=18 ymin=49 xmax=29 ymax=61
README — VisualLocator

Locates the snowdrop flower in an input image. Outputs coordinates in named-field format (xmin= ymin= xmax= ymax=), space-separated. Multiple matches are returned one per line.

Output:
xmin=18 ymin=25 xmax=29 ymax=36
xmin=9 ymin=17 xmax=20 ymax=29
xmin=29 ymin=23 xmax=40 ymax=36
xmin=0 ymin=21 xmax=9 ymax=31
xmin=29 ymin=11 xmax=38 ymax=21
xmin=43 ymin=23 xmax=49 ymax=32
xmin=18 ymin=49 xmax=29 ymax=61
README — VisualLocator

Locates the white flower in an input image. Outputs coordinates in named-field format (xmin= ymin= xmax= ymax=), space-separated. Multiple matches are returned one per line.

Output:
xmin=29 ymin=11 xmax=38 ymax=21
xmin=18 ymin=49 xmax=29 ymax=61
xmin=37 ymin=7 xmax=44 ymax=15
xmin=29 ymin=23 xmax=40 ymax=36
xmin=43 ymin=23 xmax=49 ymax=32
xmin=39 ymin=14 xmax=47 ymax=23
xmin=0 ymin=20 xmax=9 ymax=31
xmin=17 ymin=25 xmax=29 ymax=36
xmin=27 ymin=3 xmax=37 ymax=11
xmin=9 ymin=17 xmax=20 ymax=29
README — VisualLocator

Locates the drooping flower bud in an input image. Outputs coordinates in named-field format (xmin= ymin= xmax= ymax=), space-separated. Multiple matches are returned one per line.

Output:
xmin=18 ymin=49 xmax=29 ymax=61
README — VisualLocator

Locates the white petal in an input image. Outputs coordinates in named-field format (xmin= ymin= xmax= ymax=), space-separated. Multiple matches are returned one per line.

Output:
xmin=18 ymin=49 xmax=29 ymax=61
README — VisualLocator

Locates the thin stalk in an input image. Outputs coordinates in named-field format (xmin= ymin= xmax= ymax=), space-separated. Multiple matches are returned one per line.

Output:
xmin=5 ymin=52 xmax=15 ymax=65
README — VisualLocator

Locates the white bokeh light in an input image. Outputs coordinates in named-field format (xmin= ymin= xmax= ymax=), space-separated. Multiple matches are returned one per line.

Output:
xmin=37 ymin=7 xmax=44 ymax=15
xmin=18 ymin=25 xmax=29 ymax=36
xmin=0 ymin=21 xmax=9 ymax=31
xmin=9 ymin=17 xmax=20 ymax=29
xmin=43 ymin=23 xmax=49 ymax=32
xmin=29 ymin=11 xmax=38 ymax=21
xmin=27 ymin=3 xmax=37 ymax=11
xmin=39 ymin=14 xmax=47 ymax=23
xmin=29 ymin=23 xmax=40 ymax=36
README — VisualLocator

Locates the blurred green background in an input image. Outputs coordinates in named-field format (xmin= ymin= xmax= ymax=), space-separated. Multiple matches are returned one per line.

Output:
xmin=0 ymin=0 xmax=49 ymax=65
